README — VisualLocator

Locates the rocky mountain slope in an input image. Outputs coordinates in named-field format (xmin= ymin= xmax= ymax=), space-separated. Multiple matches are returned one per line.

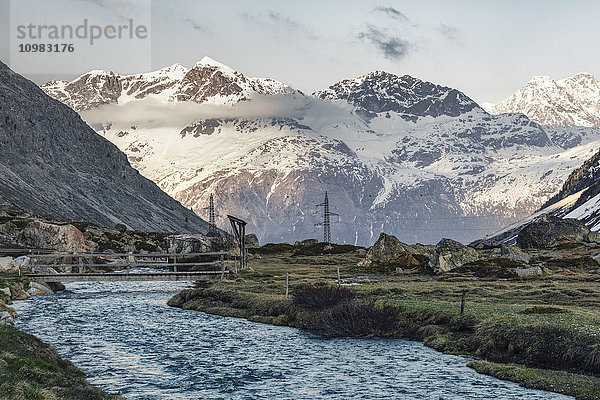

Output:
xmin=483 ymin=73 xmax=600 ymax=127
xmin=474 ymin=148 xmax=600 ymax=245
xmin=40 ymin=59 xmax=600 ymax=245
xmin=544 ymin=148 xmax=600 ymax=229
xmin=0 ymin=61 xmax=211 ymax=233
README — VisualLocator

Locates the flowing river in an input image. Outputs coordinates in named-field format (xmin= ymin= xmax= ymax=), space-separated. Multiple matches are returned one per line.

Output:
xmin=13 ymin=279 xmax=572 ymax=400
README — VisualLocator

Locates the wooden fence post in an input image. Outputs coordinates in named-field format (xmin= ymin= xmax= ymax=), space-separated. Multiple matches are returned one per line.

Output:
xmin=285 ymin=272 xmax=289 ymax=297
xmin=460 ymin=289 xmax=467 ymax=314
xmin=220 ymin=253 xmax=225 ymax=281
xmin=337 ymin=267 xmax=341 ymax=286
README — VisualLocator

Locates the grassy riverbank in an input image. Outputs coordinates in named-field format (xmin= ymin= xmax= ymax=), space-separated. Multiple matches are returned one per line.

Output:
xmin=0 ymin=326 xmax=120 ymax=400
xmin=0 ymin=278 xmax=120 ymax=400
xmin=168 ymin=248 xmax=600 ymax=400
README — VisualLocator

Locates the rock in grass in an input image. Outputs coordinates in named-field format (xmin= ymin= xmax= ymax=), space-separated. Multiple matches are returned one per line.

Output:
xmin=514 ymin=266 xmax=544 ymax=278
xmin=430 ymin=238 xmax=479 ymax=273
xmin=499 ymin=245 xmax=531 ymax=263
xmin=358 ymin=233 xmax=422 ymax=270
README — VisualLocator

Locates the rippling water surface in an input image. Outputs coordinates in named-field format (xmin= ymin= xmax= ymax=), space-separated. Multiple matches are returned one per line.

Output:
xmin=13 ymin=279 xmax=572 ymax=400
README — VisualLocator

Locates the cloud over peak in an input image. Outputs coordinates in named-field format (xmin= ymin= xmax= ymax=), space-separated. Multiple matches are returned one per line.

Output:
xmin=358 ymin=25 xmax=411 ymax=61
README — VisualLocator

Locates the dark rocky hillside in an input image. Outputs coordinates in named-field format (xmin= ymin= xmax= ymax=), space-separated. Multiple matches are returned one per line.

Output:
xmin=0 ymin=61 xmax=210 ymax=233
xmin=542 ymin=149 xmax=600 ymax=208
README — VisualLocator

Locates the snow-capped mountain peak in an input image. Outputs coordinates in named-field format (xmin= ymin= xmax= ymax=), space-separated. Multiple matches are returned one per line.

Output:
xmin=484 ymin=72 xmax=600 ymax=127
xmin=314 ymin=71 xmax=481 ymax=121
xmin=41 ymin=57 xmax=299 ymax=111
xmin=195 ymin=56 xmax=239 ymax=74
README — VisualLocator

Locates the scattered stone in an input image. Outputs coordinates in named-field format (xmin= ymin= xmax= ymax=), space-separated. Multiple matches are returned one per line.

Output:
xmin=0 ymin=311 xmax=14 ymax=326
xmin=14 ymin=255 xmax=31 ymax=270
xmin=354 ymin=248 xmax=367 ymax=256
xmin=0 ymin=221 xmax=19 ymax=236
xmin=31 ymin=265 xmax=59 ymax=274
xmin=514 ymin=266 xmax=544 ymax=278
xmin=0 ymin=256 xmax=18 ymax=273
xmin=517 ymin=215 xmax=590 ymax=249
xmin=114 ymin=223 xmax=128 ymax=233
xmin=586 ymin=231 xmax=600 ymax=244
xmin=46 ymin=282 xmax=65 ymax=292
xmin=294 ymin=238 xmax=318 ymax=247
xmin=0 ymin=287 xmax=10 ymax=297
xmin=430 ymin=238 xmax=479 ymax=273
xmin=500 ymin=245 xmax=531 ymax=264
xmin=13 ymin=289 xmax=29 ymax=300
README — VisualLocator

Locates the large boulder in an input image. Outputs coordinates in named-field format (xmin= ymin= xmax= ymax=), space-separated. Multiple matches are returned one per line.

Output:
xmin=358 ymin=233 xmax=422 ymax=269
xmin=27 ymin=282 xmax=53 ymax=296
xmin=517 ymin=215 xmax=590 ymax=249
xmin=18 ymin=221 xmax=88 ymax=252
xmin=14 ymin=256 xmax=31 ymax=271
xmin=500 ymin=245 xmax=531 ymax=264
xmin=244 ymin=234 xmax=260 ymax=248
xmin=0 ymin=257 xmax=18 ymax=274
xmin=430 ymin=238 xmax=479 ymax=273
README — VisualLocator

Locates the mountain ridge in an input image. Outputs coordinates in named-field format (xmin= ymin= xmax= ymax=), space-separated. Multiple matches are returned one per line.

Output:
xmin=38 ymin=58 xmax=600 ymax=245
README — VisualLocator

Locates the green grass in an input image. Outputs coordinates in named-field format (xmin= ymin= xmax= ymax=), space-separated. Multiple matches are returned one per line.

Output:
xmin=0 ymin=326 xmax=121 ymax=400
xmin=469 ymin=360 xmax=600 ymax=400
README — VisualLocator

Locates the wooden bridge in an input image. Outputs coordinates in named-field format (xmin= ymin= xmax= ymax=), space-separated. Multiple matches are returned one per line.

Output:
xmin=20 ymin=251 xmax=233 ymax=283
xmin=26 ymin=271 xmax=227 ymax=282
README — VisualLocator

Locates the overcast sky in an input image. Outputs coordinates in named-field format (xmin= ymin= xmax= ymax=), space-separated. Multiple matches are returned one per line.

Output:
xmin=2 ymin=0 xmax=599 ymax=104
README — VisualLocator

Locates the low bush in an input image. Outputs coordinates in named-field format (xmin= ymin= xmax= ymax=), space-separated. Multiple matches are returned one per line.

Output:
xmin=252 ymin=243 xmax=295 ymax=255
xmin=306 ymin=299 xmax=398 ymax=337
xmin=292 ymin=284 xmax=356 ymax=309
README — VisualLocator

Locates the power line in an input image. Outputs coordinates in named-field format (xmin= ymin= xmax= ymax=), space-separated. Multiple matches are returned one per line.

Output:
xmin=396 ymin=215 xmax=504 ymax=221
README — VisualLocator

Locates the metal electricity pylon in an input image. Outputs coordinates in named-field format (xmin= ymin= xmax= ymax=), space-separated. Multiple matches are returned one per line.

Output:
xmin=205 ymin=193 xmax=217 ymax=234
xmin=315 ymin=191 xmax=339 ymax=243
